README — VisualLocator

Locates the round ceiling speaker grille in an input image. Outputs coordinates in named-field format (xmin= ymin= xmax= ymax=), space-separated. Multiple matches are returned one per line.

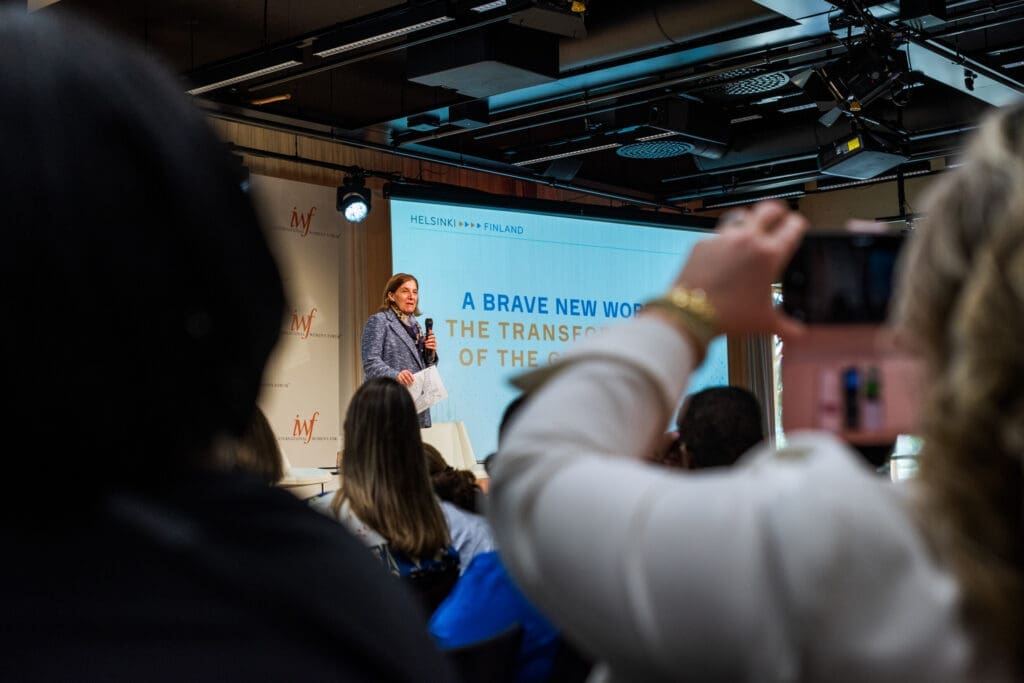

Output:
xmin=700 ymin=70 xmax=791 ymax=97
xmin=616 ymin=140 xmax=695 ymax=159
xmin=698 ymin=67 xmax=759 ymax=84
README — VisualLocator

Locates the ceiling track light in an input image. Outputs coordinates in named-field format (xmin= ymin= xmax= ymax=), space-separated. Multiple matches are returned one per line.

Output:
xmin=185 ymin=50 xmax=302 ymax=96
xmin=635 ymin=131 xmax=681 ymax=142
xmin=249 ymin=93 xmax=292 ymax=106
xmin=312 ymin=8 xmax=455 ymax=59
xmin=337 ymin=175 xmax=372 ymax=223
xmin=470 ymin=0 xmax=507 ymax=11
xmin=513 ymin=142 xmax=622 ymax=166
xmin=777 ymin=102 xmax=819 ymax=114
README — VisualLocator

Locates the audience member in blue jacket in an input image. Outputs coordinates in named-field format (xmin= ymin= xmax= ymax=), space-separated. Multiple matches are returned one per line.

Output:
xmin=361 ymin=272 xmax=438 ymax=426
xmin=429 ymin=551 xmax=560 ymax=683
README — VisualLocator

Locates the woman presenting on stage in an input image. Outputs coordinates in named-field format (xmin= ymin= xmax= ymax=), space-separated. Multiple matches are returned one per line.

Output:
xmin=361 ymin=273 xmax=439 ymax=427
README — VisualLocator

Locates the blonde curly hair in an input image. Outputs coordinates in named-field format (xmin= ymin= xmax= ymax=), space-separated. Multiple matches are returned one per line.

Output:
xmin=894 ymin=104 xmax=1024 ymax=674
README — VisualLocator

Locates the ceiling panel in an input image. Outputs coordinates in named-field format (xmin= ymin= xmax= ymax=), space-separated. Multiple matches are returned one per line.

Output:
xmin=43 ymin=0 xmax=1024 ymax=211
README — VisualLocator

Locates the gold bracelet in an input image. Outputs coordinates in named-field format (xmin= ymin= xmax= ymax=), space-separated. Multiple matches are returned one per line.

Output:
xmin=642 ymin=287 xmax=719 ymax=362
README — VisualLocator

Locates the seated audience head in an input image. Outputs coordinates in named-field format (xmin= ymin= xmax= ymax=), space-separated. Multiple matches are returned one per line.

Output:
xmin=892 ymin=103 xmax=1024 ymax=668
xmin=424 ymin=443 xmax=482 ymax=514
xmin=335 ymin=377 xmax=450 ymax=556
xmin=423 ymin=443 xmax=446 ymax=474
xmin=231 ymin=406 xmax=286 ymax=485
xmin=0 ymin=8 xmax=284 ymax=504
xmin=653 ymin=386 xmax=764 ymax=470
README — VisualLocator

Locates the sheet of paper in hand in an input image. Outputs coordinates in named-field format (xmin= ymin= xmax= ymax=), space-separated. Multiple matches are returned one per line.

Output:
xmin=408 ymin=366 xmax=448 ymax=413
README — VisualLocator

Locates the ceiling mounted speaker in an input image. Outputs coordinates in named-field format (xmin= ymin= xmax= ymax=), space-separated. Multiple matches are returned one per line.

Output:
xmin=616 ymin=140 xmax=695 ymax=159
xmin=614 ymin=98 xmax=730 ymax=159
xmin=700 ymin=70 xmax=792 ymax=98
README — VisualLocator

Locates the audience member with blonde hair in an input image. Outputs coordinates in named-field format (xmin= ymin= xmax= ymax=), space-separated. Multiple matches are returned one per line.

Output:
xmin=490 ymin=105 xmax=1024 ymax=682
xmin=314 ymin=378 xmax=459 ymax=609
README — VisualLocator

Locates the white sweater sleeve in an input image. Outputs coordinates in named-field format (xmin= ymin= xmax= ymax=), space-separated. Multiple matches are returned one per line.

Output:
xmin=487 ymin=316 xmax=796 ymax=679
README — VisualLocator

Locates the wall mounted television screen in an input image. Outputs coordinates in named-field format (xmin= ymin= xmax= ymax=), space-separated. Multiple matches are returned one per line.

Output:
xmin=387 ymin=184 xmax=728 ymax=461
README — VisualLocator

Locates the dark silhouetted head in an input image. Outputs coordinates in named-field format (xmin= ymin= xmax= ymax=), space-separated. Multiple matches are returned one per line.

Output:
xmin=0 ymin=8 xmax=285 ymax=500
xmin=666 ymin=386 xmax=765 ymax=470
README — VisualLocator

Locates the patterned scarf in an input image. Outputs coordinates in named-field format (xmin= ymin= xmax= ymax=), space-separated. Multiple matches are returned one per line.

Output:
xmin=389 ymin=300 xmax=409 ymax=323
xmin=390 ymin=302 xmax=422 ymax=346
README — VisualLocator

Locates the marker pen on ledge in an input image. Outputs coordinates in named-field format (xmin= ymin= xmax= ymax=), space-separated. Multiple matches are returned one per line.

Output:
xmin=862 ymin=366 xmax=882 ymax=432
xmin=843 ymin=366 xmax=860 ymax=431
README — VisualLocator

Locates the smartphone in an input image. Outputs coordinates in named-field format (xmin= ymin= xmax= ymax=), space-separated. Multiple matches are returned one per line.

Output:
xmin=779 ymin=232 xmax=918 ymax=457
xmin=781 ymin=233 xmax=906 ymax=324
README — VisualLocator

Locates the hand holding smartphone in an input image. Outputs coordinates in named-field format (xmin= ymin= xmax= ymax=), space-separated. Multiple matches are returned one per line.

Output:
xmin=780 ymin=232 xmax=921 ymax=452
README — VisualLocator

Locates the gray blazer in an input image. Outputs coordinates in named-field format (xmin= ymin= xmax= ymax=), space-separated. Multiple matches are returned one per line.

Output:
xmin=361 ymin=310 xmax=438 ymax=427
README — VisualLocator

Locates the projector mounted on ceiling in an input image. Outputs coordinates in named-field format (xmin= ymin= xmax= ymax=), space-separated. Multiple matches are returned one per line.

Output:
xmin=818 ymin=132 xmax=908 ymax=180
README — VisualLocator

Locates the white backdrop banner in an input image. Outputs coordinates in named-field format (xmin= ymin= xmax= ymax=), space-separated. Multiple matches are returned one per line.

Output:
xmin=250 ymin=174 xmax=341 ymax=468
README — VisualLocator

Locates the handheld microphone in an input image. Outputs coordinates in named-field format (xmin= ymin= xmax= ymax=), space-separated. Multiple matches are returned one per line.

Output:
xmin=424 ymin=318 xmax=435 ymax=363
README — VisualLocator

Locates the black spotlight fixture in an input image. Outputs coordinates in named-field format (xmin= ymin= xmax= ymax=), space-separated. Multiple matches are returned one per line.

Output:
xmin=791 ymin=39 xmax=910 ymax=127
xmin=337 ymin=175 xmax=371 ymax=223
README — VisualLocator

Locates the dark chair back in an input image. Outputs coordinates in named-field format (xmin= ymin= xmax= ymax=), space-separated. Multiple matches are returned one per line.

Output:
xmin=443 ymin=623 xmax=524 ymax=683
xmin=545 ymin=636 xmax=594 ymax=683
xmin=403 ymin=562 xmax=460 ymax=614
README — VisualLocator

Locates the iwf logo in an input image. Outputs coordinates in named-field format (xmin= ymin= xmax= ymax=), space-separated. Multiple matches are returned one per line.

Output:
xmin=293 ymin=411 xmax=319 ymax=444
xmin=291 ymin=307 xmax=317 ymax=339
xmin=290 ymin=206 xmax=317 ymax=236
